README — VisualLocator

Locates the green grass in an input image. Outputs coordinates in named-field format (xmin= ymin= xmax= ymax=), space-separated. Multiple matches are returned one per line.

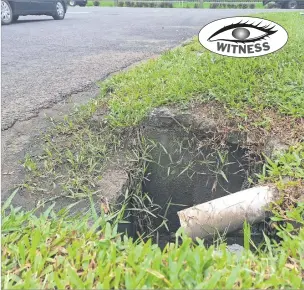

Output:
xmin=87 ymin=0 xmax=115 ymax=6
xmin=255 ymin=2 xmax=264 ymax=8
xmin=102 ymin=13 xmax=303 ymax=127
xmin=2 ymin=12 xmax=304 ymax=288
xmin=257 ymin=143 xmax=304 ymax=183
xmin=2 ymin=189 xmax=304 ymax=288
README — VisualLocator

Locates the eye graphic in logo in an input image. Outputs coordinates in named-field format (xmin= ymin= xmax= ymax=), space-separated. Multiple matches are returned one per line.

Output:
xmin=207 ymin=21 xmax=278 ymax=43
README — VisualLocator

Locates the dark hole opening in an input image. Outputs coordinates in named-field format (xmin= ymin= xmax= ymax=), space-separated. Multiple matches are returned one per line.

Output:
xmin=119 ymin=131 xmax=268 ymax=250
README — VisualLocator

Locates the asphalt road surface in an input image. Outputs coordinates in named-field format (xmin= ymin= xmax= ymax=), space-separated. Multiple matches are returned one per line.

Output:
xmin=1 ymin=7 xmax=282 ymax=130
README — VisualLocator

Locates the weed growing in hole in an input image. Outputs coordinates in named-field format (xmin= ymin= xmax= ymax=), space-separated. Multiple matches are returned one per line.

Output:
xmin=243 ymin=221 xmax=251 ymax=251
xmin=151 ymin=133 xmax=254 ymax=195
xmin=122 ymin=135 xmax=173 ymax=239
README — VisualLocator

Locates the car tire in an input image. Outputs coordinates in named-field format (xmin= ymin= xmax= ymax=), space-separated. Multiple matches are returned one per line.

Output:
xmin=286 ymin=0 xmax=298 ymax=8
xmin=69 ymin=0 xmax=76 ymax=6
xmin=53 ymin=0 xmax=65 ymax=20
xmin=1 ymin=0 xmax=13 ymax=25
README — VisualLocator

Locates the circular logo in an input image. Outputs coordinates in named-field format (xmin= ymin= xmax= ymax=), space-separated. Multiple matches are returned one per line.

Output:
xmin=199 ymin=16 xmax=288 ymax=58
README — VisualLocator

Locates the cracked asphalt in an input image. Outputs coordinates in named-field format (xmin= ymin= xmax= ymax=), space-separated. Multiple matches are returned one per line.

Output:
xmin=1 ymin=7 xmax=283 ymax=206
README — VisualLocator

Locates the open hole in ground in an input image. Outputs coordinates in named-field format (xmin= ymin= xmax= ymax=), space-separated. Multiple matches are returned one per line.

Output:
xmin=113 ymin=106 xmax=284 ymax=250
xmin=117 ymin=107 xmax=275 ymax=249
xmin=141 ymin=140 xmax=266 ymax=249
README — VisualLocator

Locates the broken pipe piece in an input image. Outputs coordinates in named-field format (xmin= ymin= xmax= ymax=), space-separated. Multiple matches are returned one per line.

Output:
xmin=177 ymin=185 xmax=279 ymax=240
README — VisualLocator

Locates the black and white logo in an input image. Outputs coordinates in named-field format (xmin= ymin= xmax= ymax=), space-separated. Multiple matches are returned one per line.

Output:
xmin=199 ymin=17 xmax=288 ymax=58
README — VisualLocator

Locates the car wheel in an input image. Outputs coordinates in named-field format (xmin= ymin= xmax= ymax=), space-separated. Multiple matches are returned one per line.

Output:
xmin=69 ymin=0 xmax=76 ymax=6
xmin=53 ymin=1 xmax=65 ymax=20
xmin=1 ymin=0 xmax=13 ymax=25
xmin=286 ymin=0 xmax=298 ymax=8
